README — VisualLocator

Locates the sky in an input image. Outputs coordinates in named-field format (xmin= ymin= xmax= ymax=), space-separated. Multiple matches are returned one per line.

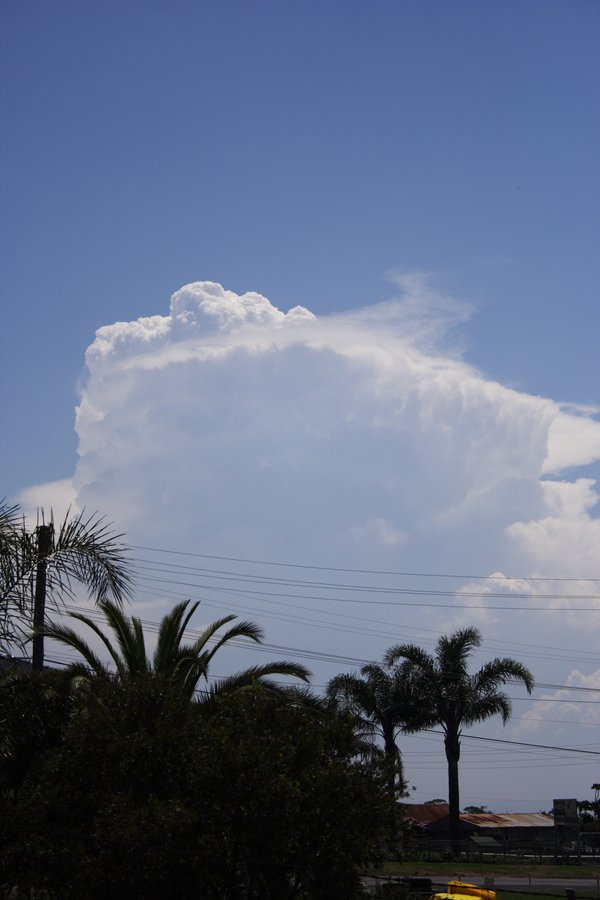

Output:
xmin=2 ymin=0 xmax=600 ymax=813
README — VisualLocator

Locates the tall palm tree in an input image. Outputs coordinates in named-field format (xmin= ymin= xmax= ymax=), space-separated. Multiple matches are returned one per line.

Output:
xmin=41 ymin=598 xmax=310 ymax=700
xmin=327 ymin=662 xmax=414 ymax=799
xmin=0 ymin=505 xmax=133 ymax=669
xmin=385 ymin=627 xmax=534 ymax=851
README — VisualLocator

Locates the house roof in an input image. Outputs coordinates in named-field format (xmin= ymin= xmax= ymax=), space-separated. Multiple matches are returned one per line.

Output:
xmin=460 ymin=813 xmax=554 ymax=829
xmin=401 ymin=805 xmax=555 ymax=833
xmin=401 ymin=803 xmax=450 ymax=827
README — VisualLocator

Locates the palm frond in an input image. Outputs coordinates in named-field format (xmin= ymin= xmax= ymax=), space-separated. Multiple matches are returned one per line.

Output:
xmin=153 ymin=600 xmax=200 ymax=673
xmin=473 ymin=657 xmax=534 ymax=694
xmin=39 ymin=621 xmax=108 ymax=677
xmin=384 ymin=643 xmax=435 ymax=672
xmin=50 ymin=508 xmax=134 ymax=605
xmin=96 ymin=599 xmax=148 ymax=676
xmin=437 ymin=627 xmax=481 ymax=677
xmin=186 ymin=617 xmax=265 ymax=678
xmin=464 ymin=692 xmax=512 ymax=726
xmin=0 ymin=504 xmax=35 ymax=610
xmin=202 ymin=660 xmax=311 ymax=701
xmin=65 ymin=605 xmax=129 ymax=678
xmin=327 ymin=673 xmax=377 ymax=721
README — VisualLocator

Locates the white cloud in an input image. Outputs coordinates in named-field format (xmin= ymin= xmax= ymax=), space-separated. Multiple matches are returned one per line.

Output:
xmin=544 ymin=411 xmax=600 ymax=473
xmin=17 ymin=478 xmax=78 ymax=524
xmin=70 ymin=277 xmax=600 ymax=588
xmin=508 ymin=479 xmax=600 ymax=580
xmin=348 ymin=517 xmax=408 ymax=547
xmin=515 ymin=669 xmax=600 ymax=736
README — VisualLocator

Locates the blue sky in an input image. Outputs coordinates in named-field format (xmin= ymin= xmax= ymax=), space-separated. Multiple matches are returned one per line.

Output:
xmin=2 ymin=1 xmax=600 ymax=810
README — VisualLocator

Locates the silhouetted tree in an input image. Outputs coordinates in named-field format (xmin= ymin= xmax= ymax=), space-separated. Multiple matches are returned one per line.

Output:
xmin=386 ymin=627 xmax=534 ymax=852
xmin=327 ymin=662 xmax=416 ymax=799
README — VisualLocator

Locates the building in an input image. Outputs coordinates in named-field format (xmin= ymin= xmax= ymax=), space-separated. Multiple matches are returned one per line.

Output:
xmin=401 ymin=803 xmax=554 ymax=849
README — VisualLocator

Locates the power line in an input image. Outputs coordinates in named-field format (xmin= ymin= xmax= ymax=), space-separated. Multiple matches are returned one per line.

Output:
xmin=125 ymin=553 xmax=600 ymax=662
xmin=131 ymin=570 xmax=600 ymax=611
xmin=131 ymin=545 xmax=600 ymax=583
xmin=132 ymin=558 xmax=600 ymax=602
xmin=428 ymin=730 xmax=600 ymax=755
xmin=130 ymin=581 xmax=600 ymax=668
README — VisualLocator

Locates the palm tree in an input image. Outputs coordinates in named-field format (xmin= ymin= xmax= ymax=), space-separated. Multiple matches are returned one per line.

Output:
xmin=0 ymin=505 xmax=133 ymax=669
xmin=385 ymin=627 xmax=534 ymax=851
xmin=41 ymin=598 xmax=310 ymax=700
xmin=326 ymin=662 xmax=414 ymax=799
xmin=0 ymin=500 xmax=25 ymax=651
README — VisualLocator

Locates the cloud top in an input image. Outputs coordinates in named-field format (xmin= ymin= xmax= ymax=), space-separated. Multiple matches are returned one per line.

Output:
xmin=87 ymin=282 xmax=315 ymax=367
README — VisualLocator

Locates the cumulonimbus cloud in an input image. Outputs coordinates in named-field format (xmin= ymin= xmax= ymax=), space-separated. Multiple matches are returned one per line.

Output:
xmin=71 ymin=279 xmax=600 ymax=575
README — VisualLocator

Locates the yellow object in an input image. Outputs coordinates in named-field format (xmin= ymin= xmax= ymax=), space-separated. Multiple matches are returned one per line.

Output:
xmin=434 ymin=881 xmax=496 ymax=900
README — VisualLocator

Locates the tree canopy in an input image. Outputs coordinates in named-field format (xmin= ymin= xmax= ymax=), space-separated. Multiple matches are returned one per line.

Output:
xmin=1 ymin=678 xmax=393 ymax=899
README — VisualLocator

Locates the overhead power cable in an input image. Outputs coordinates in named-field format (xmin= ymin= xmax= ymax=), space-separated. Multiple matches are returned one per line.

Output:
xmin=130 ymin=582 xmax=600 ymax=667
xmin=131 ymin=545 xmax=600 ymax=582
xmin=132 ymin=558 xmax=600 ymax=601
xmin=132 ymin=571 xmax=600 ymax=611
xmin=427 ymin=730 xmax=600 ymax=755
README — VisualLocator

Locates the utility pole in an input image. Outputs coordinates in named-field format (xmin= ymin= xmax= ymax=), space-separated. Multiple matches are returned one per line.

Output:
xmin=32 ymin=523 xmax=54 ymax=671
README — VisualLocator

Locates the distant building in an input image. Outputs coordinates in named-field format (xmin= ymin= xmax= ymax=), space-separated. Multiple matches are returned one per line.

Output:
xmin=448 ymin=812 xmax=554 ymax=844
xmin=401 ymin=804 xmax=554 ymax=845
xmin=402 ymin=802 xmax=451 ymax=830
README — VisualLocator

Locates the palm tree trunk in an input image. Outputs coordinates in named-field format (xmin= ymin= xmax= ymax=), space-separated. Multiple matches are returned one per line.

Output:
xmin=382 ymin=726 xmax=402 ymax=853
xmin=383 ymin=726 xmax=401 ymax=799
xmin=32 ymin=524 xmax=53 ymax=671
xmin=445 ymin=732 xmax=461 ymax=856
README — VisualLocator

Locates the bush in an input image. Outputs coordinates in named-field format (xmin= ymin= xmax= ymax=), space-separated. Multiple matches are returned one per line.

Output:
xmin=1 ymin=678 xmax=393 ymax=899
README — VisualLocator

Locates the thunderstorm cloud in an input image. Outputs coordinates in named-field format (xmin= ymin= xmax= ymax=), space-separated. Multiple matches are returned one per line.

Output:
xmin=71 ymin=279 xmax=600 ymax=583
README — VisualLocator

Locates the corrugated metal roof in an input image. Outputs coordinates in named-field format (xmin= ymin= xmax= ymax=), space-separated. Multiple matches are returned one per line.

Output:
xmin=402 ymin=803 xmax=450 ymax=826
xmin=461 ymin=813 xmax=554 ymax=828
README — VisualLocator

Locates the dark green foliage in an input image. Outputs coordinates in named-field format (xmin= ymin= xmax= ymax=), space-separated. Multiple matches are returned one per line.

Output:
xmin=0 ymin=667 xmax=75 ymax=797
xmin=576 ymin=797 xmax=600 ymax=829
xmin=1 ymin=678 xmax=391 ymax=899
